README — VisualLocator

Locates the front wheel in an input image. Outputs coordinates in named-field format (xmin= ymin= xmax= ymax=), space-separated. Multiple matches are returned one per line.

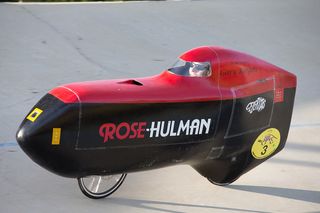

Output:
xmin=77 ymin=174 xmax=127 ymax=199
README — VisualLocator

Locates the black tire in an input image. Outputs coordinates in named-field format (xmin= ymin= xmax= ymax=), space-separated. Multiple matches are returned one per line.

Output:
xmin=77 ymin=174 xmax=127 ymax=199
xmin=207 ymin=177 xmax=233 ymax=186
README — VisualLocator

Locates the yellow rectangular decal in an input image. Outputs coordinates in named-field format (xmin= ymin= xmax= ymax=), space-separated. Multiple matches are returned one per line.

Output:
xmin=26 ymin=108 xmax=43 ymax=122
xmin=52 ymin=128 xmax=61 ymax=145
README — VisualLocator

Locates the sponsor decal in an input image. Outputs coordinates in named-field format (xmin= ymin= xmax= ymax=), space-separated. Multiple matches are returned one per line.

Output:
xmin=251 ymin=128 xmax=281 ymax=159
xmin=246 ymin=97 xmax=266 ymax=114
xmin=26 ymin=108 xmax=43 ymax=122
xmin=51 ymin=128 xmax=61 ymax=145
xmin=220 ymin=65 xmax=258 ymax=77
xmin=274 ymin=88 xmax=284 ymax=103
xmin=99 ymin=118 xmax=212 ymax=143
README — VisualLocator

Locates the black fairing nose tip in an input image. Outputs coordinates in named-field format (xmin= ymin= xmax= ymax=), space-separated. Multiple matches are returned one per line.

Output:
xmin=16 ymin=128 xmax=22 ymax=141
xmin=16 ymin=127 xmax=26 ymax=145
xmin=16 ymin=112 xmax=52 ymax=162
xmin=16 ymin=124 xmax=39 ymax=150
xmin=16 ymin=93 xmax=80 ymax=177
xmin=16 ymin=127 xmax=38 ymax=161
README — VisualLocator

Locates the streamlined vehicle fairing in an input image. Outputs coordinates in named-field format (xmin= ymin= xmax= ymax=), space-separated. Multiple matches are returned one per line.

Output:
xmin=17 ymin=46 xmax=296 ymax=198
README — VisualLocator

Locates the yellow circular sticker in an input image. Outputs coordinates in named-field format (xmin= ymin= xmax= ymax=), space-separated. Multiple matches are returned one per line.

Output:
xmin=251 ymin=128 xmax=281 ymax=159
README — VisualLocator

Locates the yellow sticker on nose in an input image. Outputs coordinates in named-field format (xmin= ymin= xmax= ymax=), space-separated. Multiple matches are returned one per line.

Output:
xmin=52 ymin=128 xmax=61 ymax=145
xmin=26 ymin=108 xmax=43 ymax=122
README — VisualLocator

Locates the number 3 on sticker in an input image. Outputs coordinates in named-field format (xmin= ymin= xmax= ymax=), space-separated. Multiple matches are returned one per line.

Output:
xmin=251 ymin=128 xmax=281 ymax=159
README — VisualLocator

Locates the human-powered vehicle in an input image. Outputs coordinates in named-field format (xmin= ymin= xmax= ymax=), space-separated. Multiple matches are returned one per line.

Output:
xmin=16 ymin=46 xmax=296 ymax=199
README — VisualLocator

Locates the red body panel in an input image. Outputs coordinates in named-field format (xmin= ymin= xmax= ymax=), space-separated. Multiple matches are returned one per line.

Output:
xmin=49 ymin=46 xmax=296 ymax=104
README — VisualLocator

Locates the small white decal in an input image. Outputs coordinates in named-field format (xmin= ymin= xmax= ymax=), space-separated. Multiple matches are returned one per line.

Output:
xmin=246 ymin=97 xmax=266 ymax=114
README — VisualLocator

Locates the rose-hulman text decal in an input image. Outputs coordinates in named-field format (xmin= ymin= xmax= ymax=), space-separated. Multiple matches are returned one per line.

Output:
xmin=99 ymin=119 xmax=212 ymax=143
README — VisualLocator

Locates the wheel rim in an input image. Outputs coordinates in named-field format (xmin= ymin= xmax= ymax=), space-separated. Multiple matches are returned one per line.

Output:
xmin=78 ymin=174 xmax=126 ymax=198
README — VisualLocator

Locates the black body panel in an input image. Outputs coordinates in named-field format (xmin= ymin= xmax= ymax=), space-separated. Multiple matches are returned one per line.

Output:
xmin=17 ymin=88 xmax=295 ymax=184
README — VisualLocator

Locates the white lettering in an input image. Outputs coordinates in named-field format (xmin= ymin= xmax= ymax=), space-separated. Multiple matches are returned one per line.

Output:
xmin=190 ymin=119 xmax=200 ymax=135
xmin=149 ymin=118 xmax=211 ymax=138
xmin=200 ymin=118 xmax=211 ymax=134
xmin=169 ymin=121 xmax=177 ymax=136
xmin=149 ymin=121 xmax=161 ymax=137
xmin=160 ymin=121 xmax=171 ymax=137
xmin=177 ymin=120 xmax=190 ymax=136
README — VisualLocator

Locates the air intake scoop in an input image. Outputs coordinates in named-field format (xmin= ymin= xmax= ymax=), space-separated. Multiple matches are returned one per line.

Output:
xmin=117 ymin=79 xmax=143 ymax=86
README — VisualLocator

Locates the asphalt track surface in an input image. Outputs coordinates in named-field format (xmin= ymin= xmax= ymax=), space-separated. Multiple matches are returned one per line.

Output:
xmin=0 ymin=0 xmax=319 ymax=212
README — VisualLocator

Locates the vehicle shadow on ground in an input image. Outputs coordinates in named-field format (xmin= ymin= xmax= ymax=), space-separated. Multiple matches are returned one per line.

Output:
xmin=108 ymin=197 xmax=270 ymax=213
xmin=227 ymin=185 xmax=320 ymax=204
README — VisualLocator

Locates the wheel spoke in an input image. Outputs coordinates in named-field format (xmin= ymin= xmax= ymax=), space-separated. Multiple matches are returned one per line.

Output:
xmin=88 ymin=176 xmax=95 ymax=191
xmin=93 ymin=176 xmax=102 ymax=193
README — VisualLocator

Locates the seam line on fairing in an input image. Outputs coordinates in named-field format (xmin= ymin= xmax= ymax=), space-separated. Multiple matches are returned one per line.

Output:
xmin=58 ymin=86 xmax=82 ymax=150
xmin=224 ymin=77 xmax=275 ymax=139
xmin=206 ymin=47 xmax=223 ymax=159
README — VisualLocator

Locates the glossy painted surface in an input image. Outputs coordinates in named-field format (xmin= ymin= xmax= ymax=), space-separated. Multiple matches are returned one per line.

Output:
xmin=2 ymin=1 xmax=318 ymax=211
xmin=17 ymin=46 xmax=296 ymax=186
xmin=49 ymin=47 xmax=296 ymax=104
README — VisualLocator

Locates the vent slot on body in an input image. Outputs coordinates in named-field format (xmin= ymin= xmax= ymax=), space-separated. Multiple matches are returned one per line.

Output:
xmin=117 ymin=80 xmax=143 ymax=86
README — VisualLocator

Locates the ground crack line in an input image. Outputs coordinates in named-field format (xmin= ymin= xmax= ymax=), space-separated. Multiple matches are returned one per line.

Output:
xmin=18 ymin=5 xmax=114 ymax=75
